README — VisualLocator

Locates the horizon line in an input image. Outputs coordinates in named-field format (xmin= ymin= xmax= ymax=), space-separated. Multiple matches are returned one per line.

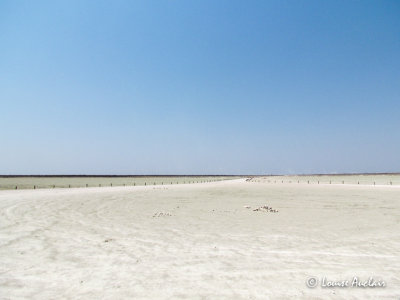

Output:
xmin=1 ymin=172 xmax=399 ymax=178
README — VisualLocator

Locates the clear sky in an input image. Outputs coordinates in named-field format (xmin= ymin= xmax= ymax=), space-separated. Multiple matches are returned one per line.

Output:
xmin=1 ymin=1 xmax=399 ymax=175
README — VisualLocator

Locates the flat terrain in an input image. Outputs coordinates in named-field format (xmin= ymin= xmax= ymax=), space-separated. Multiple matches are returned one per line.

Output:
xmin=0 ymin=176 xmax=235 ymax=190
xmin=0 ymin=178 xmax=399 ymax=299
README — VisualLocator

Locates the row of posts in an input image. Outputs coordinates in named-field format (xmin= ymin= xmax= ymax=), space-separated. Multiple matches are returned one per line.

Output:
xmin=252 ymin=180 xmax=393 ymax=185
xmin=12 ymin=179 xmax=222 ymax=190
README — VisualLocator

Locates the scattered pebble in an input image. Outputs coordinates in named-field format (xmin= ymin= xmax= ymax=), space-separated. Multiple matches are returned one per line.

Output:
xmin=153 ymin=212 xmax=172 ymax=217
xmin=253 ymin=205 xmax=278 ymax=213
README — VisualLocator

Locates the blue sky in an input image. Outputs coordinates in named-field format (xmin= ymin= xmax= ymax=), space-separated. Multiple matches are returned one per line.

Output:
xmin=1 ymin=0 xmax=399 ymax=175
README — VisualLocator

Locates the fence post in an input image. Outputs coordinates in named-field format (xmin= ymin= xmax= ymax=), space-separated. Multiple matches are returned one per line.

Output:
xmin=86 ymin=184 xmax=88 ymax=187
xmin=34 ymin=185 xmax=36 ymax=189
xmin=69 ymin=184 xmax=71 ymax=188
xmin=111 ymin=183 xmax=112 ymax=187
xmin=16 ymin=186 xmax=17 ymax=189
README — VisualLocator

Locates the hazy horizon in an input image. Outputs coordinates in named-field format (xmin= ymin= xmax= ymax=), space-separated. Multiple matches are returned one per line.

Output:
xmin=2 ymin=172 xmax=400 ymax=177
xmin=1 ymin=1 xmax=399 ymax=174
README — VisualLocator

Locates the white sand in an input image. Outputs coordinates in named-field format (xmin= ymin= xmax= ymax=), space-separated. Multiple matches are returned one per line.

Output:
xmin=1 ymin=179 xmax=399 ymax=299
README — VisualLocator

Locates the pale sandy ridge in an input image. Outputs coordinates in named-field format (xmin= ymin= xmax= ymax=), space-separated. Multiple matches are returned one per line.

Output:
xmin=0 ymin=178 xmax=246 ymax=198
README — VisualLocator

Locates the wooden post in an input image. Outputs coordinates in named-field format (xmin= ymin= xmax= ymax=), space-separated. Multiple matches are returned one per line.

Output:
xmin=134 ymin=183 xmax=136 ymax=186
xmin=69 ymin=184 xmax=71 ymax=188
xmin=111 ymin=183 xmax=112 ymax=187
xmin=34 ymin=185 xmax=36 ymax=189
xmin=86 ymin=184 xmax=88 ymax=187
xmin=99 ymin=184 xmax=101 ymax=187
xmin=16 ymin=186 xmax=17 ymax=189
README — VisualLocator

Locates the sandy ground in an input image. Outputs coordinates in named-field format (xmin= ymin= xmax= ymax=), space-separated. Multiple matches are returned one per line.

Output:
xmin=0 ymin=179 xmax=399 ymax=299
